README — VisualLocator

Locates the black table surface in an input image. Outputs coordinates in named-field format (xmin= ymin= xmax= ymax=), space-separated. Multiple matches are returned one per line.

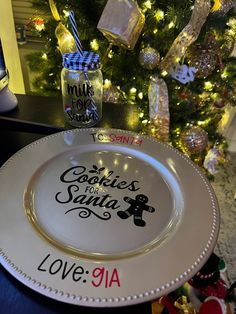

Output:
xmin=0 ymin=94 xmax=151 ymax=314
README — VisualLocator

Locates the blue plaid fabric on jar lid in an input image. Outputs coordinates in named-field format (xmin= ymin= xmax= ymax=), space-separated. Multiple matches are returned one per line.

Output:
xmin=62 ymin=51 xmax=101 ymax=71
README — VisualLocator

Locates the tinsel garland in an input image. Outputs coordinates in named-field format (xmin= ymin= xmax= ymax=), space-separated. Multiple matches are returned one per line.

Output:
xmin=159 ymin=0 xmax=212 ymax=73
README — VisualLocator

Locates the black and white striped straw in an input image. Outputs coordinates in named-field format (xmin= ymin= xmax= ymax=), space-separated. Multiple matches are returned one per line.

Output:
xmin=68 ymin=11 xmax=99 ymax=121
xmin=69 ymin=11 xmax=83 ymax=56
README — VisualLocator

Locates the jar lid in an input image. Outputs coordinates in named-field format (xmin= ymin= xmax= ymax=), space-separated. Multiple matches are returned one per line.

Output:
xmin=62 ymin=51 xmax=100 ymax=71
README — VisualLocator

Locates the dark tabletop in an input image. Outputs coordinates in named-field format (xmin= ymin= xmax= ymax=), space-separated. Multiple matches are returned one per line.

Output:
xmin=0 ymin=94 xmax=140 ymax=134
xmin=0 ymin=94 xmax=151 ymax=314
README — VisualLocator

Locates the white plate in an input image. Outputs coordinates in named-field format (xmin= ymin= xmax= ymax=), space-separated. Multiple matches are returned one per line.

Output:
xmin=0 ymin=128 xmax=219 ymax=307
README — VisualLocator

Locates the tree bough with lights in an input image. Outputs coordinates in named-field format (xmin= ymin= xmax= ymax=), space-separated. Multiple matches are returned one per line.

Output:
xmin=27 ymin=0 xmax=236 ymax=177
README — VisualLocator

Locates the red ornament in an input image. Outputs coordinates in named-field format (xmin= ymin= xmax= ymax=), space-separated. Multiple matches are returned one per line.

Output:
xmin=214 ymin=100 xmax=225 ymax=109
xmin=199 ymin=297 xmax=227 ymax=314
xmin=223 ymin=88 xmax=229 ymax=98
xmin=158 ymin=296 xmax=178 ymax=314
xmin=179 ymin=91 xmax=189 ymax=100
xmin=197 ymin=278 xmax=228 ymax=299
xmin=26 ymin=16 xmax=45 ymax=32
xmin=32 ymin=17 xmax=45 ymax=26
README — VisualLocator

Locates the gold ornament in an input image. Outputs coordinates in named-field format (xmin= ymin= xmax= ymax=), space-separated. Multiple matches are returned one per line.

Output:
xmin=181 ymin=126 xmax=208 ymax=154
xmin=139 ymin=47 xmax=160 ymax=70
xmin=148 ymin=75 xmax=170 ymax=142
xmin=174 ymin=296 xmax=196 ymax=314
xmin=151 ymin=300 xmax=164 ymax=314
xmin=48 ymin=0 xmax=77 ymax=54
xmin=211 ymin=0 xmax=221 ymax=11
xmin=97 ymin=0 xmax=145 ymax=50
xmin=159 ymin=0 xmax=212 ymax=72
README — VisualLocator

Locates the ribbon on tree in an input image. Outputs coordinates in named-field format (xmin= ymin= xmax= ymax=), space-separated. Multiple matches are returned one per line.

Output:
xmin=118 ymin=0 xmax=132 ymax=9
xmin=97 ymin=0 xmax=145 ymax=50
xmin=48 ymin=0 xmax=77 ymax=54
xmin=148 ymin=75 xmax=170 ymax=142
xmin=48 ymin=0 xmax=60 ymax=21
xmin=159 ymin=0 xmax=212 ymax=73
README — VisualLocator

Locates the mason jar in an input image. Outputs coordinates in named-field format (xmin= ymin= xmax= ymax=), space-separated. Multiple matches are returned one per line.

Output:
xmin=61 ymin=51 xmax=103 ymax=127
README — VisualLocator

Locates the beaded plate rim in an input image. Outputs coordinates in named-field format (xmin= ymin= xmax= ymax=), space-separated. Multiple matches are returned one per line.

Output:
xmin=0 ymin=128 xmax=219 ymax=307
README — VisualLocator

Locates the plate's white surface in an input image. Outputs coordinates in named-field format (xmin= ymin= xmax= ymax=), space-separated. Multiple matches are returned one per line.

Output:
xmin=0 ymin=128 xmax=219 ymax=307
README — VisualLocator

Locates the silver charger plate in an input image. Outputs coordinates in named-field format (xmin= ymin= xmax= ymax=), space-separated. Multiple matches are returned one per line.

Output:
xmin=0 ymin=128 xmax=219 ymax=307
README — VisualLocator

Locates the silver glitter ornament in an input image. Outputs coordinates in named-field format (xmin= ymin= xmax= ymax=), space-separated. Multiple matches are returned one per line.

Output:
xmin=191 ymin=51 xmax=216 ymax=78
xmin=181 ymin=126 xmax=208 ymax=154
xmin=218 ymin=0 xmax=235 ymax=15
xmin=139 ymin=47 xmax=160 ymax=70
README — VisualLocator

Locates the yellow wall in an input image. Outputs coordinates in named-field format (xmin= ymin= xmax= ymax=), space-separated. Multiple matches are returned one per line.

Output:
xmin=0 ymin=0 xmax=25 ymax=94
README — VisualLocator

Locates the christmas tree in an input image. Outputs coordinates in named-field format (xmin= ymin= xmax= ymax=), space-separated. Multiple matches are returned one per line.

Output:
xmin=27 ymin=0 xmax=236 ymax=176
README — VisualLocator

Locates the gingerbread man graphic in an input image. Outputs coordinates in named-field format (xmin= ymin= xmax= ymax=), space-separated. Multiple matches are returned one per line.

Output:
xmin=117 ymin=194 xmax=155 ymax=227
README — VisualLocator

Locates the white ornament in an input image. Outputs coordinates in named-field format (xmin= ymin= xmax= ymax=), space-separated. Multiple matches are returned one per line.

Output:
xmin=171 ymin=64 xmax=197 ymax=84
xmin=203 ymin=147 xmax=223 ymax=175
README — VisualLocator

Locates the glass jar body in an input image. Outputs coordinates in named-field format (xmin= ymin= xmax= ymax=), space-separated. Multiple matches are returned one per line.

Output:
xmin=61 ymin=67 xmax=103 ymax=127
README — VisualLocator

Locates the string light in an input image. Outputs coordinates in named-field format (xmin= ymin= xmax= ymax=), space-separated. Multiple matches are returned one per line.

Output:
xmin=211 ymin=93 xmax=219 ymax=100
xmin=227 ymin=18 xmax=236 ymax=29
xmin=175 ymin=127 xmax=181 ymax=135
xmin=168 ymin=21 xmax=175 ymax=29
xmin=197 ymin=119 xmax=211 ymax=126
xmin=130 ymin=87 xmax=137 ymax=94
xmin=204 ymin=81 xmax=213 ymax=91
xmin=221 ymin=69 xmax=228 ymax=79
xmin=90 ymin=39 xmax=99 ymax=51
xmin=108 ymin=50 xmax=114 ymax=59
xmin=143 ymin=0 xmax=152 ymax=10
xmin=155 ymin=9 xmax=164 ymax=22
xmin=63 ymin=10 xmax=70 ymax=17
xmin=138 ymin=92 xmax=143 ymax=99
xmin=161 ymin=70 xmax=168 ymax=77
xmin=104 ymin=79 xmax=111 ymax=88
xmin=139 ymin=112 xmax=144 ymax=118
xmin=42 ymin=53 xmax=47 ymax=60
